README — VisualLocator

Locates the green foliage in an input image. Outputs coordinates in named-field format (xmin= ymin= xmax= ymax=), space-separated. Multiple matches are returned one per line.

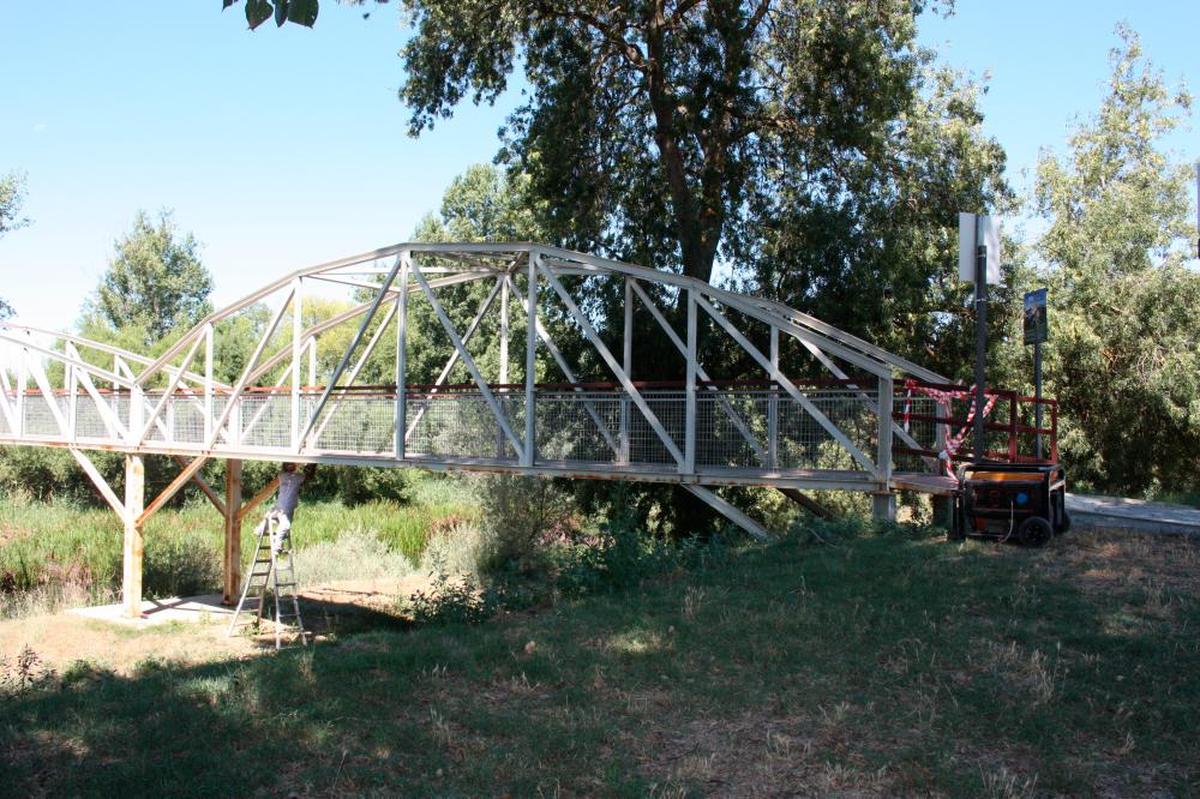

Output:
xmin=0 ymin=446 xmax=112 ymax=504
xmin=474 ymin=474 xmax=575 ymax=575
xmin=334 ymin=466 xmax=411 ymax=506
xmin=224 ymin=0 xmax=323 ymax=30
xmin=0 ymin=646 xmax=56 ymax=698
xmin=407 ymin=554 xmax=495 ymax=625
xmin=0 ymin=170 xmax=28 ymax=239
xmin=1029 ymin=26 xmax=1199 ymax=496
xmin=87 ymin=209 xmax=213 ymax=348
xmin=0 ymin=169 xmax=29 ymax=318
xmin=0 ymin=474 xmax=475 ymax=616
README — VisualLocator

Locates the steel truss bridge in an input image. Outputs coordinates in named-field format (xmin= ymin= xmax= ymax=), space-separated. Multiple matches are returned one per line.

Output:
xmin=0 ymin=243 xmax=1056 ymax=616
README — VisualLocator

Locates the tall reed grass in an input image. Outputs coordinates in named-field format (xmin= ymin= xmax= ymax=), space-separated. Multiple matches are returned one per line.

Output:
xmin=0 ymin=473 xmax=476 ymax=617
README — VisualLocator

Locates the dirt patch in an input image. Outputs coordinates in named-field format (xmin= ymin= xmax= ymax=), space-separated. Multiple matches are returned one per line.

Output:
xmin=0 ymin=612 xmax=256 ymax=675
xmin=300 ymin=574 xmax=433 ymax=613
xmin=0 ymin=573 xmax=439 ymax=675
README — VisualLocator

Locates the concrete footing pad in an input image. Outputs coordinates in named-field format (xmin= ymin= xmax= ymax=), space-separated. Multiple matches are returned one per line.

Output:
xmin=68 ymin=594 xmax=234 ymax=627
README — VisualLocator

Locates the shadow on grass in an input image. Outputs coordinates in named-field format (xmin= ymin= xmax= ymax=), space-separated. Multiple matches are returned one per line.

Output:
xmin=2 ymin=530 xmax=1197 ymax=797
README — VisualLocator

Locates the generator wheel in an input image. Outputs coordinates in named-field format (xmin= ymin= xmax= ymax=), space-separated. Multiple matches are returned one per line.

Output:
xmin=1018 ymin=516 xmax=1053 ymax=547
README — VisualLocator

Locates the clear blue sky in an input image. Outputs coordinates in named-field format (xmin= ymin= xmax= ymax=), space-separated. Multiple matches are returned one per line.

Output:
xmin=1 ymin=1 xmax=1196 ymax=331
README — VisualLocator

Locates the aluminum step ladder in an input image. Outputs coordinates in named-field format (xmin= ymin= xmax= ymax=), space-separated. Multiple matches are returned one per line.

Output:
xmin=226 ymin=513 xmax=307 ymax=649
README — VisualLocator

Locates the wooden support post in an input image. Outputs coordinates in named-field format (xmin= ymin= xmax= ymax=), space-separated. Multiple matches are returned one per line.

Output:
xmin=223 ymin=459 xmax=243 ymax=605
xmin=122 ymin=454 xmax=145 ymax=618
xmin=872 ymin=492 xmax=897 ymax=523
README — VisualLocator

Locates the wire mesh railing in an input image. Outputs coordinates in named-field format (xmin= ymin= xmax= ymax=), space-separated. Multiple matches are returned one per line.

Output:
xmin=0 ymin=381 xmax=887 ymax=477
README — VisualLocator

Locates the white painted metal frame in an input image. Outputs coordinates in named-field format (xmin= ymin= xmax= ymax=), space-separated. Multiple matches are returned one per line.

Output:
xmin=0 ymin=241 xmax=966 ymax=542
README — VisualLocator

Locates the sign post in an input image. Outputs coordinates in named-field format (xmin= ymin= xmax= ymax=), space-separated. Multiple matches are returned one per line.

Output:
xmin=959 ymin=213 xmax=1001 ymax=463
xmin=1023 ymin=288 xmax=1049 ymax=459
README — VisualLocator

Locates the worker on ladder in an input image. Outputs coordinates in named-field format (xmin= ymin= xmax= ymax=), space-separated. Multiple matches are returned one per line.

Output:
xmin=262 ymin=462 xmax=316 ymax=554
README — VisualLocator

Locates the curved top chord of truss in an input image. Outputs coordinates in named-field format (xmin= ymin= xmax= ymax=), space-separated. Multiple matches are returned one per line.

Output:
xmin=1 ymin=242 xmax=1021 ymax=513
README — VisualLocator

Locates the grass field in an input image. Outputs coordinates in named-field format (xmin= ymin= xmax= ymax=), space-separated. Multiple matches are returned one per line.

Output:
xmin=2 ymin=522 xmax=1197 ymax=797
xmin=0 ymin=474 xmax=476 ymax=618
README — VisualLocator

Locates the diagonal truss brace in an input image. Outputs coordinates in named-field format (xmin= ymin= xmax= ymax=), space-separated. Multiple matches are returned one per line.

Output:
xmin=411 ymin=259 xmax=526 ymax=461
xmin=792 ymin=335 xmax=929 ymax=469
xmin=694 ymin=294 xmax=876 ymax=474
xmin=299 ymin=258 xmax=403 ymax=448
xmin=70 ymin=448 xmax=125 ymax=517
xmin=536 ymin=258 xmax=685 ymax=466
xmin=505 ymin=275 xmax=621 ymax=458
xmin=628 ymin=280 xmax=768 ymax=465
xmin=684 ymin=485 xmax=770 ymax=541
xmin=405 ymin=276 xmax=504 ymax=441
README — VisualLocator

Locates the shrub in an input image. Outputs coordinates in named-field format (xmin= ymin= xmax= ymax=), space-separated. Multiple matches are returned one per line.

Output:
xmin=474 ymin=475 xmax=575 ymax=574
xmin=407 ymin=554 xmax=495 ymax=626
xmin=335 ymin=466 xmax=411 ymax=506
xmin=556 ymin=510 xmax=682 ymax=598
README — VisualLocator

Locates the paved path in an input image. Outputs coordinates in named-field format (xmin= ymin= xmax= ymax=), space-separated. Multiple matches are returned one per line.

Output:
xmin=1066 ymin=493 xmax=1200 ymax=536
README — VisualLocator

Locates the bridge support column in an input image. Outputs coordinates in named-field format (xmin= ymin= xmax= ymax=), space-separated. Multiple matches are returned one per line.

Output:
xmin=223 ymin=459 xmax=243 ymax=604
xmin=122 ymin=454 xmax=145 ymax=618
xmin=872 ymin=492 xmax=896 ymax=523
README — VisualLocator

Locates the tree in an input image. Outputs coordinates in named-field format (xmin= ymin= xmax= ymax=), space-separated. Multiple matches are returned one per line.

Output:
xmin=228 ymin=2 xmax=993 ymax=286
xmin=1031 ymin=26 xmax=1199 ymax=496
xmin=87 ymin=210 xmax=214 ymax=350
xmin=0 ymin=170 xmax=30 ymax=319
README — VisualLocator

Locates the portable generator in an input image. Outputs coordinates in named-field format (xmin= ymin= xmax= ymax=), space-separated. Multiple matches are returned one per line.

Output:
xmin=950 ymin=463 xmax=1069 ymax=545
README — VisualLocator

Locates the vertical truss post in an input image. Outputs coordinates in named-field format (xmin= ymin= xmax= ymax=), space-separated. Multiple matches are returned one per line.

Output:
xmin=394 ymin=253 xmax=410 ymax=460
xmin=204 ymin=323 xmax=214 ymax=442
xmin=876 ymin=373 xmax=894 ymax=484
xmin=497 ymin=274 xmax=509 ymax=458
xmin=291 ymin=277 xmax=303 ymax=450
xmin=684 ymin=289 xmax=697 ymax=474
xmin=307 ymin=337 xmax=317 ymax=387
xmin=67 ymin=359 xmax=78 ymax=440
xmin=301 ymin=260 xmax=400 ymax=446
xmin=523 ymin=252 xmax=538 ymax=467
xmin=621 ymin=277 xmax=632 ymax=465
xmin=768 ymin=326 xmax=779 ymax=469
xmin=122 ymin=454 xmax=145 ymax=618
xmin=128 ymin=382 xmax=144 ymax=447
xmin=934 ymin=396 xmax=948 ymax=471
xmin=16 ymin=344 xmax=26 ymax=436
xmin=112 ymin=354 xmax=122 ymax=423
xmin=499 ymin=274 xmax=509 ymax=385
xmin=222 ymin=459 xmax=243 ymax=604
xmin=873 ymin=373 xmax=896 ymax=523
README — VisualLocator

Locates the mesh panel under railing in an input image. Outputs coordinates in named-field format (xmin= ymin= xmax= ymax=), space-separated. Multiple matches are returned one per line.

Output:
xmin=404 ymin=392 xmax=519 ymax=461
xmin=774 ymin=389 xmax=877 ymax=471
xmin=314 ymin=395 xmax=395 ymax=454
xmin=696 ymin=390 xmax=768 ymax=468
xmin=628 ymin=390 xmax=685 ymax=466
xmin=237 ymin=393 xmax=292 ymax=449
xmin=21 ymin=394 xmax=66 ymax=437
xmin=894 ymin=394 xmax=941 ymax=473
xmin=534 ymin=391 xmax=622 ymax=463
